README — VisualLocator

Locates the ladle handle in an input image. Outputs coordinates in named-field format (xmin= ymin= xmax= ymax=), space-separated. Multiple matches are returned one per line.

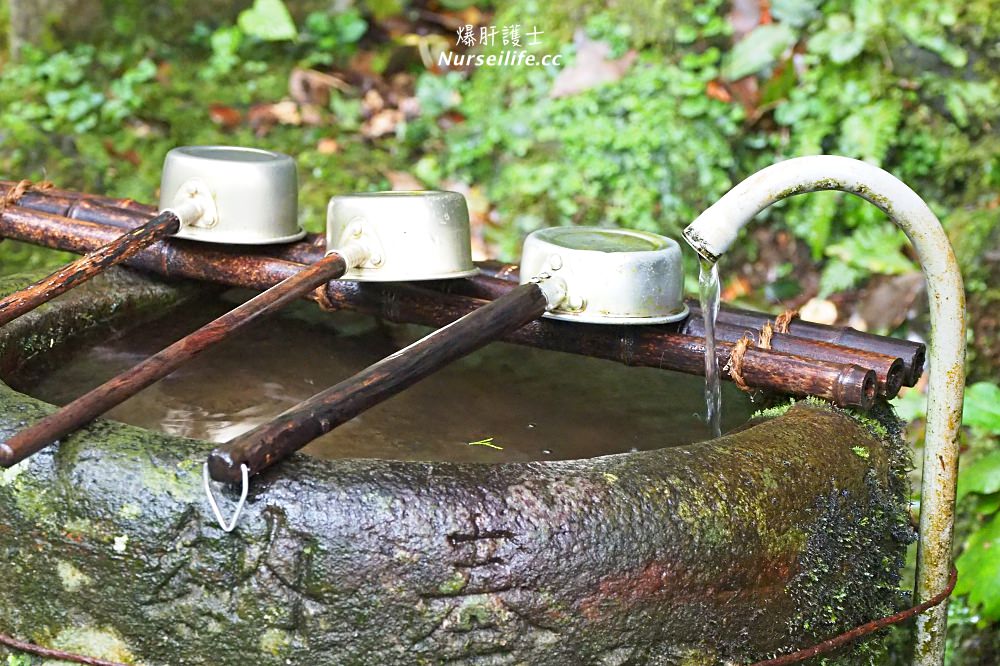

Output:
xmin=0 ymin=210 xmax=181 ymax=328
xmin=208 ymin=282 xmax=550 ymax=483
xmin=0 ymin=253 xmax=350 ymax=468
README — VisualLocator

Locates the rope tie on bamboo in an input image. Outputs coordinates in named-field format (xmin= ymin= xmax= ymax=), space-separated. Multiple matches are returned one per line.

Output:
xmin=774 ymin=308 xmax=799 ymax=334
xmin=728 ymin=309 xmax=799 ymax=391
xmin=758 ymin=322 xmax=775 ymax=350
xmin=724 ymin=333 xmax=754 ymax=392
xmin=0 ymin=180 xmax=54 ymax=212
xmin=311 ymin=283 xmax=338 ymax=311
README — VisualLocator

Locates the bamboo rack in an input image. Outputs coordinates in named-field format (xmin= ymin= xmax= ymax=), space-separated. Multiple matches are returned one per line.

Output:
xmin=473 ymin=259 xmax=925 ymax=386
xmin=0 ymin=181 xmax=923 ymax=389
xmin=0 ymin=184 xmax=912 ymax=409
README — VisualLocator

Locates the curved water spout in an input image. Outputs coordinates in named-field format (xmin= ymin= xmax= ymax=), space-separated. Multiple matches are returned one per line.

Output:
xmin=682 ymin=155 xmax=965 ymax=666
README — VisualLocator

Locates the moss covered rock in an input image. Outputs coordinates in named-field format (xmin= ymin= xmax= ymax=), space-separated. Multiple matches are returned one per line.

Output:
xmin=0 ymin=267 xmax=912 ymax=665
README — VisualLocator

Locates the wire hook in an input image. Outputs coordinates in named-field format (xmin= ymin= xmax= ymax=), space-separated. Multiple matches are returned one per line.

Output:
xmin=203 ymin=462 xmax=249 ymax=533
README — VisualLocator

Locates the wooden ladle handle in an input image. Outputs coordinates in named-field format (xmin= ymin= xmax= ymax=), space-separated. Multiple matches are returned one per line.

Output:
xmin=208 ymin=282 xmax=550 ymax=483
xmin=0 ymin=210 xmax=180 ymax=328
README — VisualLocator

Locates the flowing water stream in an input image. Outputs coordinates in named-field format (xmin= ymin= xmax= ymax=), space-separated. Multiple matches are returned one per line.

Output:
xmin=8 ymin=293 xmax=752 ymax=462
xmin=698 ymin=259 xmax=722 ymax=439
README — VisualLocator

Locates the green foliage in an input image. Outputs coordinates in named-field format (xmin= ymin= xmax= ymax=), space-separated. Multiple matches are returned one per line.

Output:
xmin=432 ymin=7 xmax=740 ymax=258
xmin=299 ymin=9 xmax=368 ymax=67
xmin=426 ymin=0 xmax=999 ymax=283
xmin=962 ymin=382 xmax=1000 ymax=433
xmin=0 ymin=45 xmax=156 ymax=135
xmin=956 ymin=515 xmax=1000 ymax=621
xmin=898 ymin=381 xmax=1000 ymax=644
xmin=200 ymin=1 xmax=367 ymax=79
xmin=821 ymin=225 xmax=917 ymax=296
xmin=237 ymin=0 xmax=298 ymax=42
xmin=940 ymin=382 xmax=1000 ymax=622
xmin=723 ymin=24 xmax=797 ymax=80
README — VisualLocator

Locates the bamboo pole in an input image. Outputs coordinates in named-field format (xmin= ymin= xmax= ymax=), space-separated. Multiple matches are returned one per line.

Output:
xmin=208 ymin=283 xmax=552 ymax=482
xmin=427 ymin=272 xmax=903 ymax=397
xmin=0 ymin=181 xmax=332 ymax=267
xmin=683 ymin=318 xmax=904 ymax=398
xmin=312 ymin=281 xmax=877 ymax=412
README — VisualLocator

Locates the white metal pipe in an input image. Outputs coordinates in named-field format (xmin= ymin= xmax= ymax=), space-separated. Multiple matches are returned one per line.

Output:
xmin=682 ymin=155 xmax=965 ymax=666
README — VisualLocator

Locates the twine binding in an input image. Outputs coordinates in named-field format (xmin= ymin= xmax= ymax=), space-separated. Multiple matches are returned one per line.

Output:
xmin=724 ymin=309 xmax=797 ymax=392
xmin=0 ymin=180 xmax=54 ymax=213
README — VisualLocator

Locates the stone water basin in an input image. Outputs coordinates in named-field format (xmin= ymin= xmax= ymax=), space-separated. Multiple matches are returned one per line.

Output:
xmin=0 ymin=267 xmax=911 ymax=666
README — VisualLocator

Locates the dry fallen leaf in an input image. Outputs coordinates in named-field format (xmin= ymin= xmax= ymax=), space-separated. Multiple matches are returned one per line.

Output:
xmin=102 ymin=140 xmax=141 ymax=167
xmin=760 ymin=0 xmax=773 ymax=24
xmin=289 ymin=68 xmax=351 ymax=107
xmin=385 ymin=171 xmax=424 ymax=190
xmin=269 ymin=100 xmax=301 ymax=125
xmin=856 ymin=273 xmax=925 ymax=332
xmin=728 ymin=0 xmax=763 ymax=39
xmin=398 ymin=96 xmax=421 ymax=119
xmin=361 ymin=109 xmax=403 ymax=138
xmin=300 ymin=103 xmax=324 ymax=126
xmin=847 ymin=312 xmax=869 ymax=332
xmin=706 ymin=79 xmax=733 ymax=103
xmin=363 ymin=89 xmax=386 ymax=114
xmin=248 ymin=100 xmax=301 ymax=137
xmin=722 ymin=275 xmax=752 ymax=301
xmin=550 ymin=31 xmax=637 ymax=99
xmin=442 ymin=179 xmax=494 ymax=260
xmin=799 ymin=298 xmax=839 ymax=325
xmin=155 ymin=61 xmax=172 ymax=87
xmin=208 ymin=104 xmax=242 ymax=130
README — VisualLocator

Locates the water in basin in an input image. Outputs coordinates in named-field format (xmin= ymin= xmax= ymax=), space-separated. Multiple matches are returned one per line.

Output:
xmin=7 ymin=292 xmax=754 ymax=463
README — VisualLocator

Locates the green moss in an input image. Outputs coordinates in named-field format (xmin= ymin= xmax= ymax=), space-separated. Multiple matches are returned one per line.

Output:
xmin=136 ymin=456 xmax=201 ymax=503
xmin=258 ymin=628 xmax=292 ymax=657
xmin=0 ymin=460 xmax=27 ymax=487
xmin=752 ymin=399 xmax=796 ymax=420
xmin=782 ymin=401 xmax=914 ymax=663
xmin=118 ymin=503 xmax=142 ymax=520
xmin=56 ymin=561 xmax=92 ymax=592
xmin=437 ymin=570 xmax=469 ymax=596
xmin=45 ymin=627 xmax=136 ymax=665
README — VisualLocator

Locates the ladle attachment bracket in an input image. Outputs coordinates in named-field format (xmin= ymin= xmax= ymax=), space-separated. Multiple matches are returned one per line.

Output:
xmin=165 ymin=178 xmax=218 ymax=230
xmin=203 ymin=462 xmax=249 ymax=533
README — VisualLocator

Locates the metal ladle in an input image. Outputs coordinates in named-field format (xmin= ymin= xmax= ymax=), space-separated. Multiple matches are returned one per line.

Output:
xmin=0 ymin=146 xmax=303 ymax=329
xmin=205 ymin=223 xmax=689 ymax=531
xmin=0 ymin=189 xmax=476 ymax=471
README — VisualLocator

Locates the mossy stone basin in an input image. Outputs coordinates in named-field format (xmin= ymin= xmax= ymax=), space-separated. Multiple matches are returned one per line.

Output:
xmin=0 ymin=267 xmax=912 ymax=665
